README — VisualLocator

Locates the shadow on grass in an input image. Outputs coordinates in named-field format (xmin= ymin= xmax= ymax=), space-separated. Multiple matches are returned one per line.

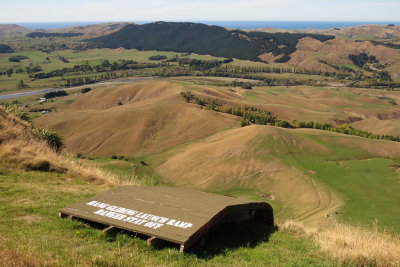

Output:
xmin=188 ymin=223 xmax=277 ymax=259
xmin=70 ymin=217 xmax=276 ymax=259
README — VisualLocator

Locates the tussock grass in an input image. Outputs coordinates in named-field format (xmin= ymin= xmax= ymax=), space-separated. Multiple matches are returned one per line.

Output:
xmin=281 ymin=220 xmax=400 ymax=266
xmin=0 ymin=106 xmax=119 ymax=186
xmin=0 ymin=242 xmax=39 ymax=267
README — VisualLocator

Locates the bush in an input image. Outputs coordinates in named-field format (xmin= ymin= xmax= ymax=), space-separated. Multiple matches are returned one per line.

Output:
xmin=36 ymin=129 xmax=64 ymax=152
xmin=149 ymin=55 xmax=167 ymax=61
xmin=111 ymin=155 xmax=118 ymax=159
xmin=222 ymin=58 xmax=234 ymax=64
xmin=0 ymin=44 xmax=14 ymax=53
xmin=181 ymin=91 xmax=194 ymax=102
xmin=76 ymin=153 xmax=85 ymax=159
xmin=241 ymin=83 xmax=253 ymax=90
xmin=81 ymin=88 xmax=91 ymax=94
xmin=44 ymin=90 xmax=68 ymax=99
xmin=8 ymin=55 xmax=28 ymax=63
xmin=241 ymin=119 xmax=250 ymax=127
xmin=2 ymin=102 xmax=30 ymax=122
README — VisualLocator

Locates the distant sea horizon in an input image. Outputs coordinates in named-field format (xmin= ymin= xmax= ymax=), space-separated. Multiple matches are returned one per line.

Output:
xmin=5 ymin=21 xmax=400 ymax=30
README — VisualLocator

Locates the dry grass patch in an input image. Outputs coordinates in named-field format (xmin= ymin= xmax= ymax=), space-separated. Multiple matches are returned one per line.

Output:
xmin=0 ymin=240 xmax=40 ymax=267
xmin=281 ymin=220 xmax=400 ymax=266
xmin=0 ymin=106 xmax=118 ymax=185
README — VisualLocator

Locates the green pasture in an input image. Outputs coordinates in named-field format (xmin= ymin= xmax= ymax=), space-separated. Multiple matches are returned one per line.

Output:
xmin=0 ymin=167 xmax=335 ymax=266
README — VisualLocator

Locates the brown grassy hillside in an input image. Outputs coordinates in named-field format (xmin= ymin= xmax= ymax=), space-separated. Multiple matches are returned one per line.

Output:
xmin=0 ymin=24 xmax=29 ymax=36
xmin=55 ymin=22 xmax=133 ymax=38
xmin=155 ymin=125 xmax=344 ymax=224
xmin=252 ymin=24 xmax=400 ymax=40
xmin=3 ymin=96 xmax=400 ymax=267
xmin=287 ymin=37 xmax=400 ymax=78
xmin=34 ymin=79 xmax=400 ymax=150
xmin=0 ymin=106 xmax=115 ymax=184
xmin=153 ymin=124 xmax=400 ymax=223
xmin=35 ymin=81 xmax=239 ymax=156
xmin=173 ymin=79 xmax=400 ymax=134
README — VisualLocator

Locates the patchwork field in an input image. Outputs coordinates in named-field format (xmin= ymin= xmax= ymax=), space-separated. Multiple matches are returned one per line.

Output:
xmin=0 ymin=48 xmax=224 ymax=94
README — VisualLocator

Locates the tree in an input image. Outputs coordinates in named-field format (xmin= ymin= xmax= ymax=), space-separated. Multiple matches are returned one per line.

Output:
xmin=102 ymin=59 xmax=111 ymax=68
xmin=16 ymin=80 xmax=25 ymax=89
xmin=6 ymin=68 xmax=13 ymax=77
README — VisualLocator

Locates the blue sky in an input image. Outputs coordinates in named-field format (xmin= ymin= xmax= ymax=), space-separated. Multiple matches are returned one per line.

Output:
xmin=1 ymin=0 xmax=399 ymax=22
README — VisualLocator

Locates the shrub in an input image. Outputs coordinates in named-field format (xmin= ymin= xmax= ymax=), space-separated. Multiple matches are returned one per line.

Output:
xmin=149 ymin=55 xmax=167 ymax=61
xmin=0 ymin=44 xmax=14 ymax=53
xmin=241 ymin=83 xmax=253 ymax=90
xmin=241 ymin=119 xmax=250 ymax=127
xmin=8 ymin=55 xmax=28 ymax=63
xmin=44 ymin=90 xmax=68 ymax=99
xmin=81 ymin=87 xmax=92 ymax=94
xmin=81 ymin=87 xmax=91 ymax=94
xmin=181 ymin=91 xmax=194 ymax=102
xmin=2 ymin=102 xmax=30 ymax=122
xmin=222 ymin=58 xmax=234 ymax=64
xmin=76 ymin=153 xmax=85 ymax=159
xmin=111 ymin=155 xmax=118 ymax=159
xmin=36 ymin=128 xmax=64 ymax=152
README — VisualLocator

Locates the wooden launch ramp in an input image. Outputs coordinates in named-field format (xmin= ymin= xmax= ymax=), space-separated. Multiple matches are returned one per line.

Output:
xmin=60 ymin=186 xmax=274 ymax=252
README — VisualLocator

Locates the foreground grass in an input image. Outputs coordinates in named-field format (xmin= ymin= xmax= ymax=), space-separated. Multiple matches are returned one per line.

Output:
xmin=282 ymin=220 xmax=400 ymax=266
xmin=0 ymin=167 xmax=336 ymax=267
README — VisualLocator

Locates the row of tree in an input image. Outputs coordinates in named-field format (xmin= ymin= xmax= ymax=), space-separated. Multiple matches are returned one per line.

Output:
xmin=182 ymin=92 xmax=400 ymax=143
xmin=31 ymin=60 xmax=163 ymax=80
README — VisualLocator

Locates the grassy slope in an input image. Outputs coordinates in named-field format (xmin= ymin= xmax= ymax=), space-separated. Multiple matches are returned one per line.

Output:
xmin=263 ymin=130 xmax=400 ymax=231
xmin=34 ymin=81 xmax=239 ymax=156
xmin=151 ymin=125 xmax=400 ymax=231
xmin=0 ymin=167 xmax=337 ymax=267
xmin=0 ymin=107 xmax=337 ymax=266
xmin=242 ymin=85 xmax=400 ymax=125
xmin=172 ymin=78 xmax=400 ymax=135
xmin=30 ymin=79 xmax=400 ymax=231
xmin=181 ymin=79 xmax=400 ymax=135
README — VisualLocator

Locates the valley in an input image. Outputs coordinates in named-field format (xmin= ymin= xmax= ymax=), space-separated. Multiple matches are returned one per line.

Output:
xmin=24 ymin=78 xmax=400 ymax=231
xmin=1 ymin=20 xmax=400 ymax=266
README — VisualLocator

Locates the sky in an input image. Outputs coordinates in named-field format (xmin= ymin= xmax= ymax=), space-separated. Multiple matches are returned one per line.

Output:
xmin=1 ymin=0 xmax=399 ymax=22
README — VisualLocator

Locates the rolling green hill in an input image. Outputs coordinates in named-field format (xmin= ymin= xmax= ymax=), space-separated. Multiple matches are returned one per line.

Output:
xmin=32 ymin=79 xmax=400 ymax=232
xmin=89 ymin=22 xmax=334 ymax=62
xmin=3 ymin=77 xmax=400 ymax=266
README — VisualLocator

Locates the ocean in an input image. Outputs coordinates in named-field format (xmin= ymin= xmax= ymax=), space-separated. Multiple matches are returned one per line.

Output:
xmin=14 ymin=21 xmax=399 ymax=30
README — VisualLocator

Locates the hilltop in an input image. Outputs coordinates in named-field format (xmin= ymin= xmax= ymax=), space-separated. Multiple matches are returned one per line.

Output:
xmin=0 ymin=24 xmax=29 ymax=36
xmin=35 ymin=22 xmax=133 ymax=38
xmin=89 ymin=21 xmax=334 ymax=62
xmin=252 ymin=24 xmax=400 ymax=40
